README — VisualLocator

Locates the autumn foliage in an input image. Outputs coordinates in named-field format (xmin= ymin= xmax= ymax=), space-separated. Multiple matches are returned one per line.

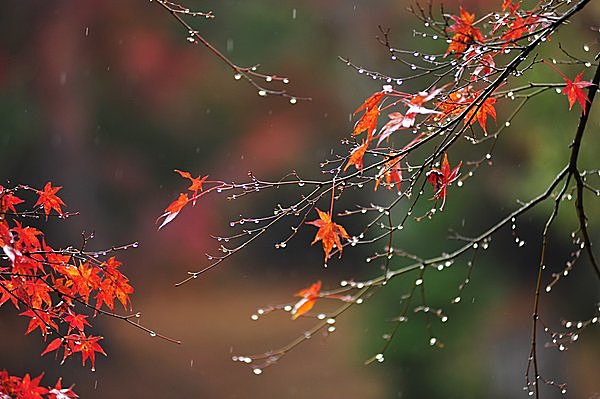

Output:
xmin=3 ymin=0 xmax=599 ymax=398
xmin=158 ymin=1 xmax=598 ymax=396
xmin=1 ymin=183 xmax=144 ymax=396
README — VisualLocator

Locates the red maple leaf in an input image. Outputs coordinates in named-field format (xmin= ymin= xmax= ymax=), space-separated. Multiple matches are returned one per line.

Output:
xmin=0 ymin=186 xmax=24 ymax=214
xmin=19 ymin=309 xmax=58 ymax=336
xmin=465 ymin=97 xmax=497 ymax=135
xmin=306 ymin=208 xmax=350 ymax=265
xmin=375 ymin=156 xmax=403 ymax=192
xmin=0 ymin=278 xmax=23 ymax=308
xmin=445 ymin=7 xmax=484 ymax=56
xmin=64 ymin=310 xmax=91 ymax=333
xmin=157 ymin=193 xmax=189 ymax=230
xmin=96 ymin=257 xmax=133 ymax=311
xmin=427 ymin=153 xmax=462 ymax=210
xmin=174 ymin=169 xmax=208 ymax=205
xmin=15 ymin=372 xmax=48 ymax=399
xmin=291 ymin=280 xmax=321 ymax=320
xmin=502 ymin=0 xmax=521 ymax=13
xmin=49 ymin=378 xmax=78 ymax=399
xmin=34 ymin=182 xmax=65 ymax=219
xmin=500 ymin=14 xmax=527 ymax=49
xmin=73 ymin=262 xmax=102 ymax=302
xmin=41 ymin=337 xmax=63 ymax=357
xmin=562 ymin=71 xmax=594 ymax=114
xmin=68 ymin=333 xmax=106 ymax=370
xmin=12 ymin=221 xmax=43 ymax=251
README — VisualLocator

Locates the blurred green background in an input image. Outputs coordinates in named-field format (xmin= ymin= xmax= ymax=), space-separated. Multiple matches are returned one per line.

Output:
xmin=0 ymin=1 xmax=598 ymax=398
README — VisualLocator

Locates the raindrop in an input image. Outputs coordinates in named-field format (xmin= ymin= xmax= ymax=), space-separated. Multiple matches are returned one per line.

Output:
xmin=149 ymin=331 xmax=157 ymax=337
xmin=289 ymin=97 xmax=297 ymax=104
xmin=258 ymin=90 xmax=267 ymax=96
xmin=251 ymin=314 xmax=259 ymax=321
xmin=429 ymin=337 xmax=437 ymax=346
xmin=253 ymin=368 xmax=263 ymax=375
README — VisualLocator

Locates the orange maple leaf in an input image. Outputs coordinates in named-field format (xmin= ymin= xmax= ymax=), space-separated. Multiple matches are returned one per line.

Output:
xmin=465 ymin=97 xmax=497 ymax=135
xmin=34 ymin=182 xmax=65 ymax=219
xmin=306 ymin=208 xmax=349 ymax=265
xmin=157 ymin=193 xmax=189 ymax=230
xmin=353 ymin=106 xmax=380 ymax=143
xmin=174 ymin=169 xmax=208 ymax=205
xmin=354 ymin=91 xmax=386 ymax=115
xmin=70 ymin=262 xmax=101 ymax=303
xmin=344 ymin=141 xmax=368 ymax=171
xmin=291 ymin=281 xmax=321 ymax=320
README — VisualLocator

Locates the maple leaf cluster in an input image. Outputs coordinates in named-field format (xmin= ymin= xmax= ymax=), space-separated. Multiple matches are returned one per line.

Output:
xmin=0 ymin=184 xmax=134 ymax=370
xmin=0 ymin=370 xmax=77 ymax=399
xmin=341 ymin=2 xmax=592 ymax=208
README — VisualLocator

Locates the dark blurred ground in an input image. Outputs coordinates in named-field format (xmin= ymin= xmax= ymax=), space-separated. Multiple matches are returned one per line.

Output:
xmin=0 ymin=1 xmax=598 ymax=398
